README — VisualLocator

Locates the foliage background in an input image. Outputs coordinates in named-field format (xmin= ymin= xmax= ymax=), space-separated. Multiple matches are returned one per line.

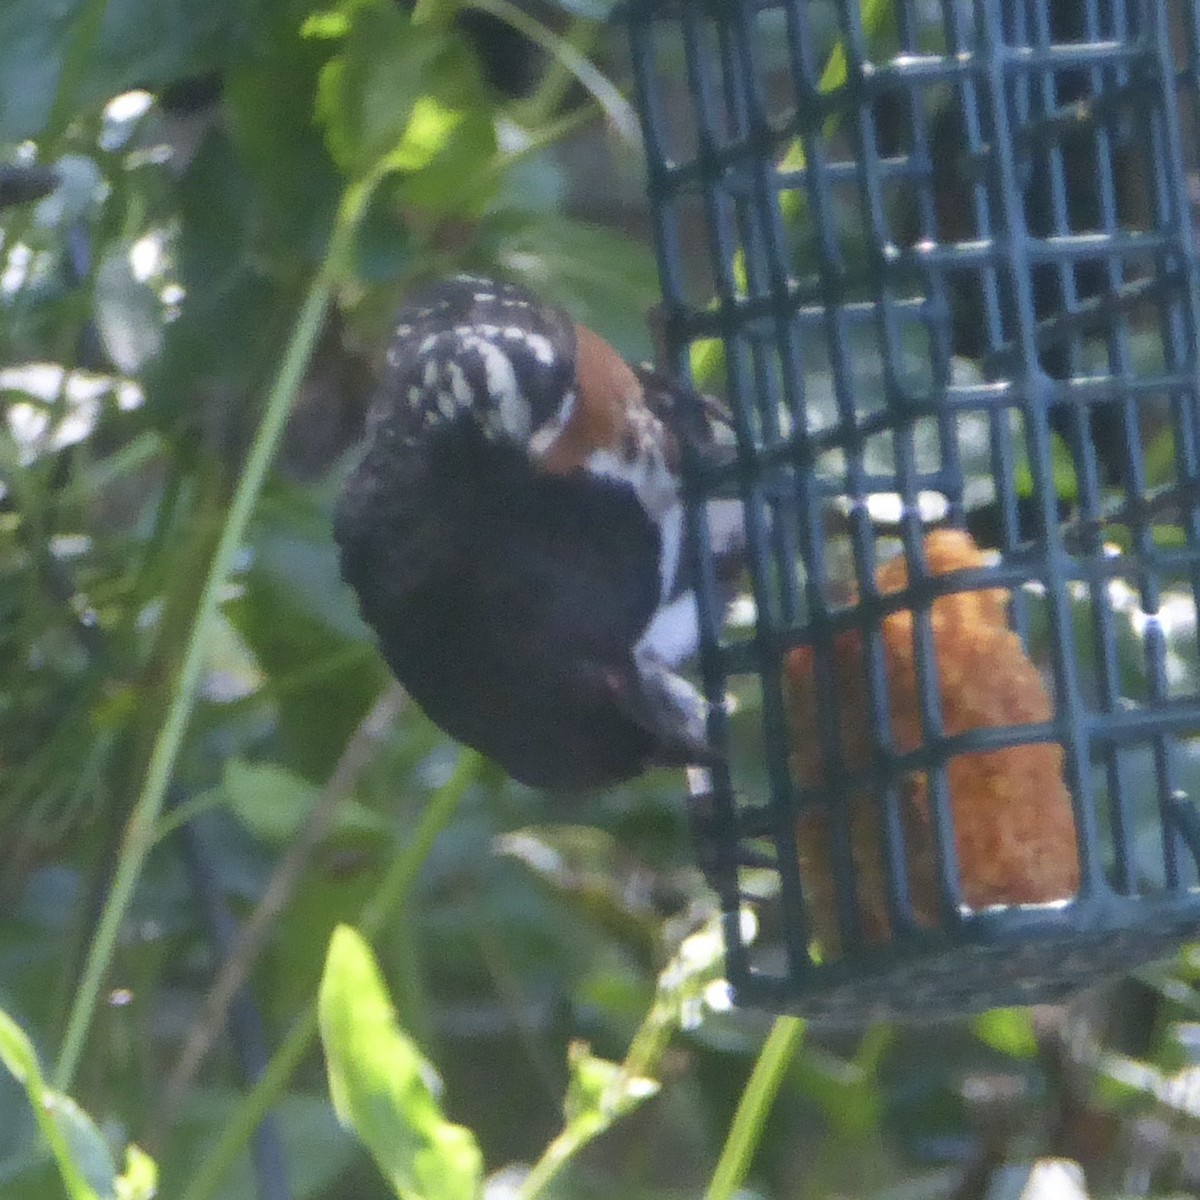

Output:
xmin=3 ymin=1 xmax=1200 ymax=1198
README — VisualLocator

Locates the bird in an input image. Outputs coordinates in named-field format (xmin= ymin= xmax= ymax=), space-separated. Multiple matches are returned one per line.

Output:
xmin=334 ymin=274 xmax=739 ymax=791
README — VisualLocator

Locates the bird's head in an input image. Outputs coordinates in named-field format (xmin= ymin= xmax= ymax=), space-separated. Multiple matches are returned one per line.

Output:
xmin=370 ymin=274 xmax=727 ymax=522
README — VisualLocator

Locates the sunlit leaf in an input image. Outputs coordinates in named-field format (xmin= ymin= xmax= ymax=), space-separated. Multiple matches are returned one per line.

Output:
xmin=318 ymin=925 xmax=483 ymax=1200
xmin=0 ymin=1007 xmax=123 ymax=1200
xmin=315 ymin=3 xmax=450 ymax=177
xmin=394 ymin=98 xmax=497 ymax=217
xmin=1098 ymin=1050 xmax=1200 ymax=1120
xmin=0 ymin=1008 xmax=39 ymax=1086
xmin=563 ymin=1040 xmax=658 ymax=1136
xmin=115 ymin=1145 xmax=157 ymax=1200
xmin=974 ymin=1008 xmax=1039 ymax=1059
xmin=387 ymin=96 xmax=464 ymax=173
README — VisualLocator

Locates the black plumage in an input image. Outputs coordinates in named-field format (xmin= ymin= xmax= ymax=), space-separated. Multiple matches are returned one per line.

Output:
xmin=335 ymin=276 xmax=724 ymax=789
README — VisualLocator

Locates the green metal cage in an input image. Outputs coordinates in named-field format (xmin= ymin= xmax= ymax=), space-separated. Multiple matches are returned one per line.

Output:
xmin=626 ymin=0 xmax=1200 ymax=1019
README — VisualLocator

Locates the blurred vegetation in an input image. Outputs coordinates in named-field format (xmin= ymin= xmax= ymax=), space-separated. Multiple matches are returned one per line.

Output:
xmin=4 ymin=1 xmax=1200 ymax=1199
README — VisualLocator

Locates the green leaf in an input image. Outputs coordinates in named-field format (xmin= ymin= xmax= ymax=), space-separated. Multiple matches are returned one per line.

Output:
xmin=974 ymin=1008 xmax=1039 ymax=1059
xmin=173 ymin=129 xmax=254 ymax=297
xmin=222 ymin=758 xmax=390 ymax=844
xmin=488 ymin=214 xmax=658 ymax=359
xmin=790 ymin=1043 xmax=881 ymax=1140
xmin=495 ymin=824 xmax=668 ymax=949
xmin=1013 ymin=430 xmax=1079 ymax=502
xmin=1143 ymin=423 xmax=1178 ymax=489
xmin=0 ymin=1007 xmax=122 ymax=1200
xmin=315 ymin=3 xmax=451 ymax=178
xmin=115 ymin=1145 xmax=158 ymax=1200
xmin=563 ymin=1040 xmax=658 ymax=1136
xmin=0 ymin=1008 xmax=39 ymax=1086
xmin=387 ymin=95 xmax=464 ymax=173
xmin=0 ymin=0 xmax=69 ymax=140
xmin=222 ymin=759 xmax=319 ymax=842
xmin=353 ymin=190 xmax=416 ymax=282
xmin=223 ymin=502 xmax=386 ymax=777
xmin=0 ymin=0 xmax=253 ymax=141
xmin=141 ymin=129 xmax=294 ymax=420
xmin=46 ymin=1091 xmax=120 ymax=1199
xmin=318 ymin=925 xmax=483 ymax=1200
xmin=224 ymin=36 xmax=342 ymax=255
xmin=392 ymin=96 xmax=497 ymax=218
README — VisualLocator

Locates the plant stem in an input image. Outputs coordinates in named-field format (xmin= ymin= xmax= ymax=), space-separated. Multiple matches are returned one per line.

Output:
xmin=27 ymin=1082 xmax=94 ymax=1198
xmin=52 ymin=178 xmax=370 ymax=1092
xmin=357 ymin=757 xmax=479 ymax=938
xmin=515 ymin=16 xmax=598 ymax=131
xmin=493 ymin=104 xmax=601 ymax=178
xmin=178 ymin=750 xmax=480 ymax=1200
xmin=156 ymin=686 xmax=407 ymax=1135
xmin=465 ymin=0 xmax=638 ymax=143
xmin=704 ymin=1017 xmax=805 ymax=1200
xmin=513 ymin=1117 xmax=584 ymax=1199
xmin=514 ymin=948 xmax=690 ymax=1200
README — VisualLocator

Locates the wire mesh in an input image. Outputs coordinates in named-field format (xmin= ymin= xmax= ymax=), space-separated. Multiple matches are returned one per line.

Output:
xmin=626 ymin=0 xmax=1200 ymax=1020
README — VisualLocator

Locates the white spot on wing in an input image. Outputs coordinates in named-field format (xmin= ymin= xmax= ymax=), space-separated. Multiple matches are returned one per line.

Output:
xmin=453 ymin=322 xmax=558 ymax=367
xmin=632 ymin=655 xmax=708 ymax=746
xmin=470 ymin=339 xmax=528 ymax=441
xmin=528 ymin=389 xmax=577 ymax=458
xmin=528 ymin=423 xmax=557 ymax=456
xmin=446 ymin=361 xmax=472 ymax=406
xmin=637 ymin=590 xmax=700 ymax=667
xmin=521 ymin=332 xmax=555 ymax=365
xmin=557 ymin=389 xmax=576 ymax=426
xmin=657 ymin=505 xmax=684 ymax=601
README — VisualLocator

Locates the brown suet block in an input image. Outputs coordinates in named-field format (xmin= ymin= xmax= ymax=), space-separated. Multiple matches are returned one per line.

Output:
xmin=785 ymin=530 xmax=1079 ymax=948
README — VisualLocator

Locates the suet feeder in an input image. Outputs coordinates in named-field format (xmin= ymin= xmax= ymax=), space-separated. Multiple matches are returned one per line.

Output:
xmin=625 ymin=0 xmax=1200 ymax=1019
